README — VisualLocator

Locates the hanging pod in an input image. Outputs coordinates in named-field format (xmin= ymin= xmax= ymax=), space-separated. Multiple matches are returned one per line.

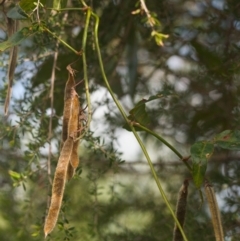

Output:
xmin=44 ymin=65 xmax=82 ymax=237
xmin=44 ymin=137 xmax=73 ymax=237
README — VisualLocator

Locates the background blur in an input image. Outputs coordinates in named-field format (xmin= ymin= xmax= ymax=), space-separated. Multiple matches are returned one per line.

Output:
xmin=0 ymin=0 xmax=240 ymax=240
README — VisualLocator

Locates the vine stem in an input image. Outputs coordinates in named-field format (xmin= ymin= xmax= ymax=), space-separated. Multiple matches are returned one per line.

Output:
xmin=43 ymin=27 xmax=80 ymax=55
xmin=91 ymin=11 xmax=189 ymax=241
xmin=46 ymin=7 xmax=86 ymax=11
xmin=81 ymin=8 xmax=92 ymax=136
xmin=134 ymin=123 xmax=192 ymax=171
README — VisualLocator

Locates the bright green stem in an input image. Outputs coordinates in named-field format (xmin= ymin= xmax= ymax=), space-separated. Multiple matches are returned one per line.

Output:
xmin=132 ymin=128 xmax=189 ymax=241
xmin=91 ymin=11 xmax=189 ymax=241
xmin=81 ymin=8 xmax=92 ymax=134
xmin=137 ymin=124 xmax=183 ymax=158
xmin=80 ymin=0 xmax=88 ymax=8
xmin=91 ymin=13 xmax=129 ymax=123
xmin=43 ymin=27 xmax=80 ymax=55
xmin=47 ymin=7 xmax=86 ymax=11
xmin=134 ymin=124 xmax=192 ymax=171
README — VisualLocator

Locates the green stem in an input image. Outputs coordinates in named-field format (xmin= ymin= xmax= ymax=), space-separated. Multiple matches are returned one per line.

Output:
xmin=91 ymin=11 xmax=188 ymax=241
xmin=43 ymin=27 xmax=80 ymax=55
xmin=132 ymin=128 xmax=189 ymax=241
xmin=81 ymin=8 xmax=92 ymax=135
xmin=134 ymin=123 xmax=192 ymax=171
xmin=80 ymin=0 xmax=88 ymax=8
xmin=91 ymin=12 xmax=128 ymax=123
xmin=46 ymin=8 xmax=86 ymax=11
xmin=137 ymin=124 xmax=183 ymax=158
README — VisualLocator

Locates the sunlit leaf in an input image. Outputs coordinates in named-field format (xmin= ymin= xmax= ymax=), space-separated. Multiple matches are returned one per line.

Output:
xmin=8 ymin=170 xmax=21 ymax=180
xmin=191 ymin=141 xmax=214 ymax=188
xmin=214 ymin=130 xmax=240 ymax=150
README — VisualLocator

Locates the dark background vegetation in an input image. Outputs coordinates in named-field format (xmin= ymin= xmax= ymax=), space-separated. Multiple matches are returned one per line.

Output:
xmin=0 ymin=0 xmax=240 ymax=240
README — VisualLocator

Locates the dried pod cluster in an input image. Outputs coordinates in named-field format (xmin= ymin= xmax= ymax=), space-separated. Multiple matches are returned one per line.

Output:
xmin=44 ymin=65 xmax=82 ymax=237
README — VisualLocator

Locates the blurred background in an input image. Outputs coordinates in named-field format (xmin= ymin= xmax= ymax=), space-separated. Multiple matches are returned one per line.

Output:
xmin=0 ymin=0 xmax=240 ymax=240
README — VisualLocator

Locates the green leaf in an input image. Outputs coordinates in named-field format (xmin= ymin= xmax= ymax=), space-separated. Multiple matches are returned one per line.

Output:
xmin=123 ymin=99 xmax=150 ymax=131
xmin=7 ymin=5 xmax=29 ymax=20
xmin=8 ymin=170 xmax=21 ymax=180
xmin=0 ymin=25 xmax=39 ymax=52
xmin=19 ymin=0 xmax=37 ymax=12
xmin=123 ymin=94 xmax=169 ymax=131
xmin=214 ymin=130 xmax=240 ymax=150
xmin=190 ymin=141 xmax=214 ymax=188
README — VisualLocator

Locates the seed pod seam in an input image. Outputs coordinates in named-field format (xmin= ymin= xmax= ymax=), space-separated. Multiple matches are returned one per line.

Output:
xmin=61 ymin=67 xmax=76 ymax=145
xmin=204 ymin=183 xmax=224 ymax=241
xmin=66 ymin=89 xmax=80 ymax=180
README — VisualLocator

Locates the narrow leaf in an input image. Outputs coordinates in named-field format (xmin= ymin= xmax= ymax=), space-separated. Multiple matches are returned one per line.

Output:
xmin=7 ymin=5 xmax=29 ymax=20
xmin=0 ymin=26 xmax=39 ymax=52
xmin=214 ymin=130 xmax=240 ymax=150
xmin=190 ymin=141 xmax=214 ymax=188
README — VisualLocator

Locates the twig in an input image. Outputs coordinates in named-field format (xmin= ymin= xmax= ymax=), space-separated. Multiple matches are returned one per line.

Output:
xmin=140 ymin=0 xmax=154 ymax=28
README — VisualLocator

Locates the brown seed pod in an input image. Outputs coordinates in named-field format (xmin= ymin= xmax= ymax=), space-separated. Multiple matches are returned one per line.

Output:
xmin=62 ymin=65 xmax=81 ymax=180
xmin=205 ymin=183 xmax=224 ymax=241
xmin=44 ymin=137 xmax=74 ymax=237
xmin=68 ymin=88 xmax=80 ymax=138
xmin=61 ymin=66 xmax=76 ymax=145
xmin=173 ymin=179 xmax=189 ymax=241
xmin=66 ymin=89 xmax=80 ymax=180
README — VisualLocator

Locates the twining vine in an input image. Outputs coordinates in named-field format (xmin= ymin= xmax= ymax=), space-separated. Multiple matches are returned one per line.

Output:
xmin=2 ymin=1 xmax=239 ymax=241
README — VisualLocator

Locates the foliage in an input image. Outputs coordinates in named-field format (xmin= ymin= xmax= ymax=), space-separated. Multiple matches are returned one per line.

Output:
xmin=1 ymin=0 xmax=240 ymax=241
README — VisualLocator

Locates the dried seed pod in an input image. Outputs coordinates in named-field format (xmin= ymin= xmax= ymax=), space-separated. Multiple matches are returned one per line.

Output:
xmin=61 ymin=66 xmax=76 ymax=144
xmin=205 ymin=183 xmax=224 ymax=241
xmin=62 ymin=65 xmax=81 ymax=180
xmin=44 ymin=137 xmax=74 ymax=237
xmin=68 ymin=88 xmax=80 ymax=138
xmin=66 ymin=89 xmax=80 ymax=180
xmin=173 ymin=179 xmax=189 ymax=241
